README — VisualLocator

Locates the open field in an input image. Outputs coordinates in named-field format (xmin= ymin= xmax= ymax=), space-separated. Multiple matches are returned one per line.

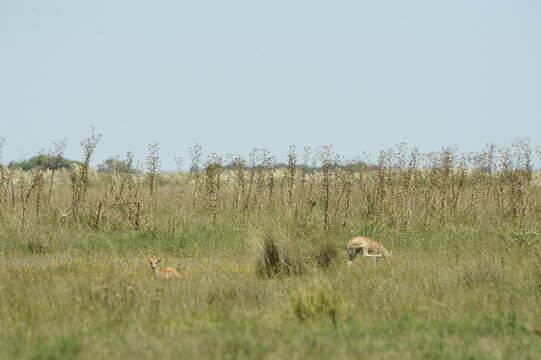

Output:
xmin=1 ymin=142 xmax=541 ymax=359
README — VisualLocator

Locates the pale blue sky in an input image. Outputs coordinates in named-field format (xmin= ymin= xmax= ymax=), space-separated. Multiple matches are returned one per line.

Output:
xmin=1 ymin=1 xmax=540 ymax=169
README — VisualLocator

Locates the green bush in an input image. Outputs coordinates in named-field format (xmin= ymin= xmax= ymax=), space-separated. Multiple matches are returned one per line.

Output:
xmin=289 ymin=282 xmax=342 ymax=324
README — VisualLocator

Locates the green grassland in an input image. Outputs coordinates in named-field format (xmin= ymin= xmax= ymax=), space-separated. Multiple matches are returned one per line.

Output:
xmin=1 ymin=143 xmax=540 ymax=359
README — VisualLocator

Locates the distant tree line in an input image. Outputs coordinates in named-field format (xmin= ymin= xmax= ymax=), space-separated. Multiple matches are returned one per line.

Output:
xmin=5 ymin=154 xmax=377 ymax=173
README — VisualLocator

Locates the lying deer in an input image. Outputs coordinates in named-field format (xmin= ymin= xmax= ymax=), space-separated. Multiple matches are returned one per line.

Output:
xmin=345 ymin=236 xmax=391 ymax=266
xmin=148 ymin=258 xmax=180 ymax=279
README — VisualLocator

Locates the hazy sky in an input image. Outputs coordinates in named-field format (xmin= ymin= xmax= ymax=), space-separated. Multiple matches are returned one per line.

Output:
xmin=1 ymin=1 xmax=540 ymax=169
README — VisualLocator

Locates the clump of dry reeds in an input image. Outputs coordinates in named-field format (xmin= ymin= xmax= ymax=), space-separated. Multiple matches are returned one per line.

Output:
xmin=45 ymin=139 xmax=66 ymax=206
xmin=71 ymin=128 xmax=101 ymax=216
xmin=119 ymin=152 xmax=137 ymax=201
xmin=203 ymin=154 xmax=223 ymax=223
xmin=232 ymin=156 xmax=246 ymax=211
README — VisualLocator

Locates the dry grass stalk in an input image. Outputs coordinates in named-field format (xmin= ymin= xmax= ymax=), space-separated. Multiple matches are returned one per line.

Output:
xmin=243 ymin=149 xmax=257 ymax=211
xmin=189 ymin=143 xmax=204 ymax=210
xmin=146 ymin=143 xmax=160 ymax=206
xmin=263 ymin=152 xmax=276 ymax=209
xmin=319 ymin=146 xmax=333 ymax=230
xmin=287 ymin=145 xmax=297 ymax=207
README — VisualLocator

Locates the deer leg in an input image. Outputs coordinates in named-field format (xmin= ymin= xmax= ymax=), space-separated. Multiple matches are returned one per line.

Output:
xmin=362 ymin=248 xmax=383 ymax=263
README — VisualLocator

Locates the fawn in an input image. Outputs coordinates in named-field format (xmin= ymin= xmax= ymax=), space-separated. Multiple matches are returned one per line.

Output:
xmin=148 ymin=258 xmax=180 ymax=278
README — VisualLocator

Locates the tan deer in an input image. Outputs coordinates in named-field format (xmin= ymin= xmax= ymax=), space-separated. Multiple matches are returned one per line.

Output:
xmin=148 ymin=258 xmax=180 ymax=279
xmin=345 ymin=236 xmax=391 ymax=266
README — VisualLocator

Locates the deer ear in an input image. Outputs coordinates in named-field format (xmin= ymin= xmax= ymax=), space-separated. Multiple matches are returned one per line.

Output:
xmin=157 ymin=258 xmax=162 ymax=263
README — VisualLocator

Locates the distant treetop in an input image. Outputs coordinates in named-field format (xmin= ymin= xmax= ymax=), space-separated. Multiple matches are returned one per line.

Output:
xmin=97 ymin=157 xmax=132 ymax=173
xmin=8 ymin=155 xmax=81 ymax=171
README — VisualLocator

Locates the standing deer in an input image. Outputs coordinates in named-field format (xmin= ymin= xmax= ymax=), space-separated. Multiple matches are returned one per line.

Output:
xmin=345 ymin=236 xmax=391 ymax=266
xmin=148 ymin=258 xmax=180 ymax=278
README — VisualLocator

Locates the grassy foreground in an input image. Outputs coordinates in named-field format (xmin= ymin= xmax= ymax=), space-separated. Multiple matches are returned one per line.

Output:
xmin=1 ymin=217 xmax=540 ymax=360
